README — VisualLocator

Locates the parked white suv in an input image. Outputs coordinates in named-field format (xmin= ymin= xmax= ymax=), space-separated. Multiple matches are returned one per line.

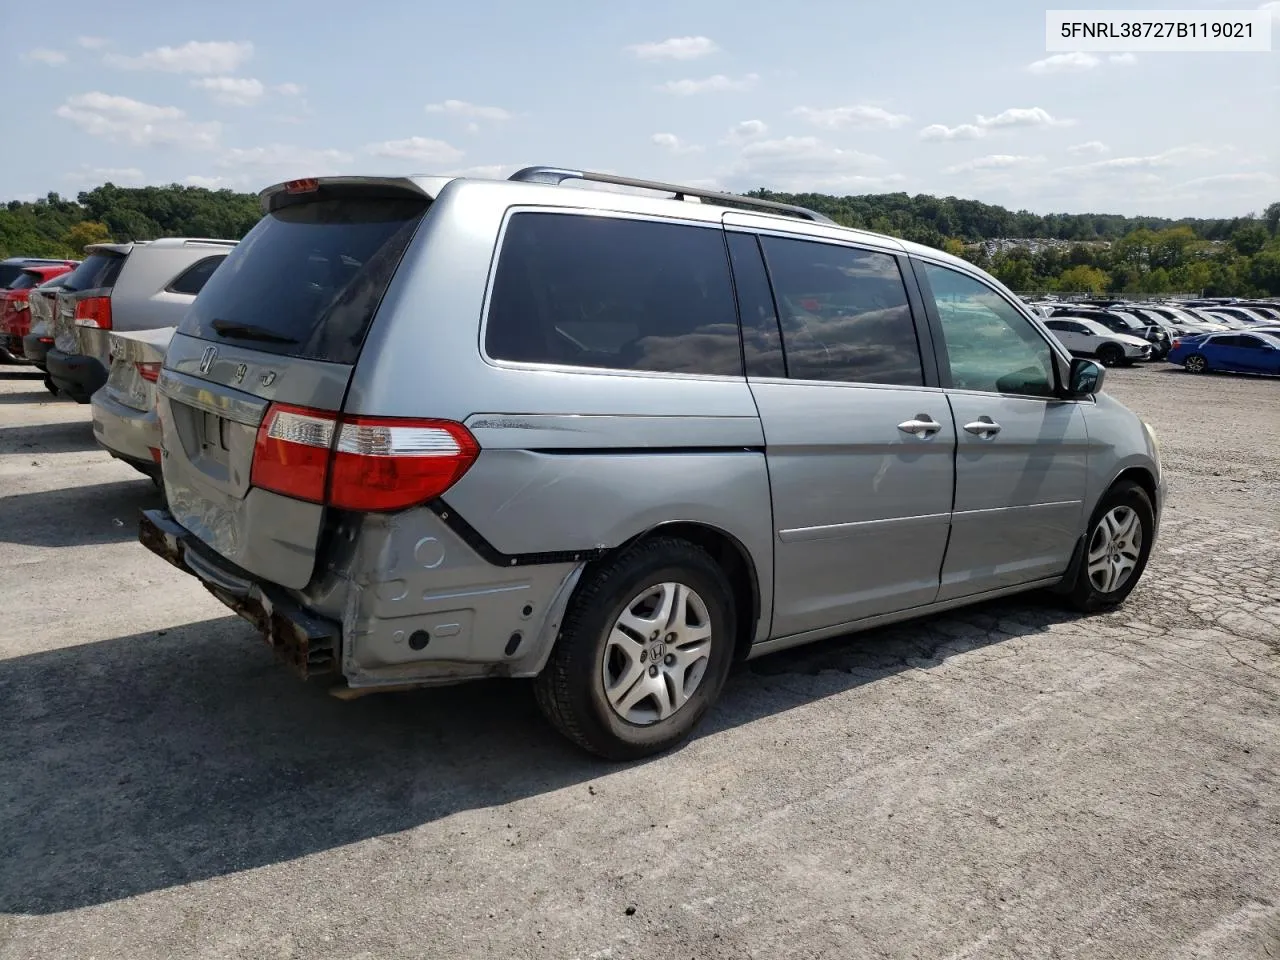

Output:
xmin=1043 ymin=318 xmax=1151 ymax=366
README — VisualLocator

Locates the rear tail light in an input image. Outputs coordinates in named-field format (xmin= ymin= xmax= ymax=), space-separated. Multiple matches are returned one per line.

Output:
xmin=250 ymin=404 xmax=481 ymax=514
xmin=135 ymin=362 xmax=161 ymax=383
xmin=74 ymin=296 xmax=113 ymax=330
xmin=1171 ymin=338 xmax=1181 ymax=349
xmin=250 ymin=403 xmax=478 ymax=512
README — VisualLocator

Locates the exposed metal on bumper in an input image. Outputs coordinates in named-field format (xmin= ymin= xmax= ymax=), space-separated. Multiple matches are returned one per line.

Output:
xmin=139 ymin=508 xmax=340 ymax=679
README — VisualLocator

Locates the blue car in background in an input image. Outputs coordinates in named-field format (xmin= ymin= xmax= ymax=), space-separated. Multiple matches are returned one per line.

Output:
xmin=1167 ymin=330 xmax=1280 ymax=376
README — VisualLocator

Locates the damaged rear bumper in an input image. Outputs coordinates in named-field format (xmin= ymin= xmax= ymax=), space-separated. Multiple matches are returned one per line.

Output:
xmin=138 ymin=508 xmax=340 ymax=679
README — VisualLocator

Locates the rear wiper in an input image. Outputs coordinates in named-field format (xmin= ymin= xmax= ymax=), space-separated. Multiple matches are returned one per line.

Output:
xmin=210 ymin=319 xmax=298 ymax=344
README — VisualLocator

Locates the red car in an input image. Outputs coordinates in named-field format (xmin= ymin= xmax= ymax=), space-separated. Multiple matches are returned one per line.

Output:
xmin=0 ymin=264 xmax=77 ymax=360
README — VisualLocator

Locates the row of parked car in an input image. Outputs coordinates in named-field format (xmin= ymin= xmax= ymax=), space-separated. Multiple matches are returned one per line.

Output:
xmin=0 ymin=169 xmax=1172 ymax=760
xmin=0 ymin=241 xmax=236 ymax=482
xmin=1023 ymin=295 xmax=1280 ymax=371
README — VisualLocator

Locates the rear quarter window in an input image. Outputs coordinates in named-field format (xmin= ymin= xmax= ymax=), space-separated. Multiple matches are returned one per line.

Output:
xmin=165 ymin=256 xmax=227 ymax=296
xmin=485 ymin=212 xmax=743 ymax=377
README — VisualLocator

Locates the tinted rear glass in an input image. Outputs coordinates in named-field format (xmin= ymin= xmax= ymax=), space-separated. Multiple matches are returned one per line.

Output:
xmin=180 ymin=196 xmax=429 ymax=364
xmin=166 ymin=255 xmax=226 ymax=296
xmin=63 ymin=252 xmax=126 ymax=293
xmin=9 ymin=273 xmax=39 ymax=291
xmin=0 ymin=265 xmax=24 ymax=288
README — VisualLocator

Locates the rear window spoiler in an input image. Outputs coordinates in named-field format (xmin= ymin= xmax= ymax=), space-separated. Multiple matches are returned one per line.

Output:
xmin=258 ymin=176 xmax=453 ymax=214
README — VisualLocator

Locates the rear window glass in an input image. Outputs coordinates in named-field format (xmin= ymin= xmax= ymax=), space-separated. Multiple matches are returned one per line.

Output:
xmin=62 ymin=252 xmax=126 ymax=293
xmin=0 ymin=265 xmax=25 ymax=289
xmin=180 ymin=196 xmax=429 ymax=364
xmin=485 ymin=212 xmax=742 ymax=377
xmin=8 ymin=273 xmax=40 ymax=291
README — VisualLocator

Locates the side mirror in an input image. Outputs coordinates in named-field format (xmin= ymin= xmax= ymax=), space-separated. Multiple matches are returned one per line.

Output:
xmin=1067 ymin=358 xmax=1105 ymax=398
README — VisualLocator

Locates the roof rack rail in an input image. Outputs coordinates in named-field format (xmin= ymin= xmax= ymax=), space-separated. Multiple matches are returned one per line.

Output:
xmin=507 ymin=166 xmax=836 ymax=224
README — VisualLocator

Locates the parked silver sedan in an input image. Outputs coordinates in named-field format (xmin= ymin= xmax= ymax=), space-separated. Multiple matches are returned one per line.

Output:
xmin=91 ymin=327 xmax=172 ymax=484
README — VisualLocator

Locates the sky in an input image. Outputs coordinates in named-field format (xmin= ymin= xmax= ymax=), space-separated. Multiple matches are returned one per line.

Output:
xmin=9 ymin=0 xmax=1279 ymax=219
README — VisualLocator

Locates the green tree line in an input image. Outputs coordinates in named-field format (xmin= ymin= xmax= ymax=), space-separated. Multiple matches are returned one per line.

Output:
xmin=751 ymin=189 xmax=1280 ymax=298
xmin=4 ymin=181 xmax=1277 ymax=297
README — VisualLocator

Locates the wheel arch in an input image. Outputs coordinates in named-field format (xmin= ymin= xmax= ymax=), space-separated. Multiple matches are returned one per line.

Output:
xmin=609 ymin=520 xmax=763 ymax=663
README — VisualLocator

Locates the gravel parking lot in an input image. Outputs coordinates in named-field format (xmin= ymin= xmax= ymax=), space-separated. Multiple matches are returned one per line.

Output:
xmin=1 ymin=364 xmax=1277 ymax=960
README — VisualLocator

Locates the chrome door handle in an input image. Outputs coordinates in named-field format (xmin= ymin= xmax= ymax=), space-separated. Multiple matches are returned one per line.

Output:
xmin=963 ymin=417 xmax=1002 ymax=439
xmin=898 ymin=414 xmax=942 ymax=438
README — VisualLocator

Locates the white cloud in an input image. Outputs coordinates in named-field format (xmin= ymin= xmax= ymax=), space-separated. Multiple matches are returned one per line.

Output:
xmin=725 ymin=119 xmax=768 ymax=143
xmin=211 ymin=146 xmax=354 ymax=186
xmin=793 ymin=104 xmax=911 ymax=129
xmin=651 ymin=133 xmax=703 ymax=155
xmin=192 ymin=76 xmax=264 ymax=107
xmin=943 ymin=154 xmax=1044 ymax=174
xmin=55 ymin=92 xmax=220 ymax=148
xmin=919 ymin=123 xmax=985 ymax=141
xmin=182 ymin=175 xmax=232 ymax=188
xmin=77 ymin=36 xmax=110 ymax=49
xmin=1052 ymin=145 xmax=1221 ymax=180
xmin=24 ymin=48 xmax=68 ymax=66
xmin=1067 ymin=140 xmax=1109 ymax=155
xmin=1181 ymin=171 xmax=1279 ymax=189
xmin=1027 ymin=52 xmax=1100 ymax=73
xmin=105 ymin=40 xmax=253 ymax=75
xmin=65 ymin=166 xmax=145 ymax=187
xmin=364 ymin=136 xmax=465 ymax=165
xmin=1109 ymin=53 xmax=1137 ymax=64
xmin=727 ymin=136 xmax=897 ymax=192
xmin=627 ymin=36 xmax=720 ymax=60
xmin=659 ymin=73 xmax=758 ymax=95
xmin=977 ymin=107 xmax=1074 ymax=129
xmin=425 ymin=99 xmax=512 ymax=122
xmin=275 ymin=82 xmax=304 ymax=96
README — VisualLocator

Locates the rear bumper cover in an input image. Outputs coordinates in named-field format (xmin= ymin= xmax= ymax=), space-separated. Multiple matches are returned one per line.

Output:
xmin=46 ymin=349 xmax=107 ymax=402
xmin=91 ymin=389 xmax=162 ymax=474
xmin=21 ymin=334 xmax=52 ymax=369
xmin=139 ymin=508 xmax=341 ymax=679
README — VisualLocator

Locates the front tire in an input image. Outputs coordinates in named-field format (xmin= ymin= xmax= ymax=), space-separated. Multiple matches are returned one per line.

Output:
xmin=1096 ymin=343 xmax=1124 ymax=367
xmin=1062 ymin=481 xmax=1155 ymax=613
xmin=534 ymin=537 xmax=737 ymax=761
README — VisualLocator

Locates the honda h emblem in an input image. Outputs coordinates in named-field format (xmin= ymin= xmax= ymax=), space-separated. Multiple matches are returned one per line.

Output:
xmin=198 ymin=345 xmax=218 ymax=374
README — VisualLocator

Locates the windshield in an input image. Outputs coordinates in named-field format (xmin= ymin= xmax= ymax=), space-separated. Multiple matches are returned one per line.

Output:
xmin=180 ymin=194 xmax=430 ymax=364
xmin=1109 ymin=311 xmax=1146 ymax=328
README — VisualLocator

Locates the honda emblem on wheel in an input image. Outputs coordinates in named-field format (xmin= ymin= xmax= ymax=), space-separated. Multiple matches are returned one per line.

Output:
xmin=198 ymin=345 xmax=217 ymax=374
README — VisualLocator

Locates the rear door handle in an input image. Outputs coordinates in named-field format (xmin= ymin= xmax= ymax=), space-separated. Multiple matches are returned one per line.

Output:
xmin=963 ymin=416 xmax=1002 ymax=439
xmin=898 ymin=414 xmax=942 ymax=438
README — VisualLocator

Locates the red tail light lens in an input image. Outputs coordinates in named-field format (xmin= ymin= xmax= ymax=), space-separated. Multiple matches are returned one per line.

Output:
xmin=74 ymin=296 xmax=113 ymax=330
xmin=251 ymin=404 xmax=336 ymax=504
xmin=249 ymin=403 xmax=479 ymax=512
xmin=1171 ymin=338 xmax=1181 ymax=349
xmin=329 ymin=416 xmax=480 ymax=512
xmin=135 ymin=361 xmax=161 ymax=382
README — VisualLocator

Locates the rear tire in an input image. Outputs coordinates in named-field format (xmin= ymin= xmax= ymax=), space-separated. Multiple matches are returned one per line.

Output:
xmin=1096 ymin=343 xmax=1124 ymax=367
xmin=1184 ymin=353 xmax=1209 ymax=373
xmin=1061 ymin=481 xmax=1155 ymax=613
xmin=534 ymin=537 xmax=736 ymax=761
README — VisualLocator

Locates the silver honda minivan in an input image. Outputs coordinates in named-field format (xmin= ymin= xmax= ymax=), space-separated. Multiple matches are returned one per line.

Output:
xmin=139 ymin=168 xmax=1164 ymax=759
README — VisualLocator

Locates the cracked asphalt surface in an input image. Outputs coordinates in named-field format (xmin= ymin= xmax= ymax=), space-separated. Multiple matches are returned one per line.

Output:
xmin=1 ymin=362 xmax=1277 ymax=959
